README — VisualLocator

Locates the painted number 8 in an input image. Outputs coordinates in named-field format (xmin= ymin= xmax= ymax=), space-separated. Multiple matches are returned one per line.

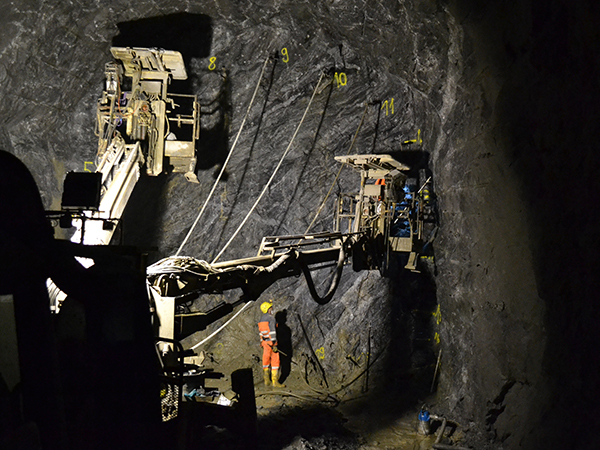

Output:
xmin=208 ymin=57 xmax=216 ymax=71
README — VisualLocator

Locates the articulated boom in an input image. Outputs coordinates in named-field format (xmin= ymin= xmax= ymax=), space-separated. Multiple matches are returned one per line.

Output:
xmin=47 ymin=48 xmax=202 ymax=311
xmin=58 ymin=48 xmax=200 ymax=247
xmin=148 ymin=154 xmax=435 ymax=343
xmin=147 ymin=232 xmax=352 ymax=340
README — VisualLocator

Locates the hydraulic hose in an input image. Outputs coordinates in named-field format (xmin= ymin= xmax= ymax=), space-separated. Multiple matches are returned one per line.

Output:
xmin=297 ymin=242 xmax=346 ymax=305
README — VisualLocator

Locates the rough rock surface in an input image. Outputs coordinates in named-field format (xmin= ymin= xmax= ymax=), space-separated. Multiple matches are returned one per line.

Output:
xmin=1 ymin=0 xmax=599 ymax=449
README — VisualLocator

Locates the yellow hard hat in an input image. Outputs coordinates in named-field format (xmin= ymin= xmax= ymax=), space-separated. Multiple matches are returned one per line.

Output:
xmin=260 ymin=301 xmax=273 ymax=314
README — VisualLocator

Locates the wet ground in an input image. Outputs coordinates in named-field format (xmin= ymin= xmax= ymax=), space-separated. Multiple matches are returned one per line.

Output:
xmin=181 ymin=362 xmax=467 ymax=450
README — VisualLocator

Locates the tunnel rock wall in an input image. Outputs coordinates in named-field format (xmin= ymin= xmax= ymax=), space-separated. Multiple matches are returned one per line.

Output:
xmin=153 ymin=0 xmax=456 ymax=409
xmin=0 ymin=2 xmax=107 ymax=210
xmin=435 ymin=1 xmax=600 ymax=448
xmin=431 ymin=33 xmax=546 ymax=446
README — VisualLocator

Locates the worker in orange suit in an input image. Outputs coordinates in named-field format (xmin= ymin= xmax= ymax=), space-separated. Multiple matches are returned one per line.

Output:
xmin=258 ymin=301 xmax=285 ymax=387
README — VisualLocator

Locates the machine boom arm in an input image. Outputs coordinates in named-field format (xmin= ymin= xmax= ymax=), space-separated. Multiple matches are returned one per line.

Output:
xmin=147 ymin=232 xmax=355 ymax=340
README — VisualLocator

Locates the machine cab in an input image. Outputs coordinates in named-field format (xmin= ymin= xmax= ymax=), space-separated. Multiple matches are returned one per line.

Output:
xmin=334 ymin=154 xmax=432 ymax=273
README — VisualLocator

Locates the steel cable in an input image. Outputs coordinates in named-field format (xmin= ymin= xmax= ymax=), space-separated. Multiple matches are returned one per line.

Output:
xmin=176 ymin=55 xmax=272 ymax=256
xmin=190 ymin=301 xmax=252 ymax=350
xmin=211 ymin=71 xmax=326 ymax=264
xmin=302 ymin=102 xmax=369 ymax=235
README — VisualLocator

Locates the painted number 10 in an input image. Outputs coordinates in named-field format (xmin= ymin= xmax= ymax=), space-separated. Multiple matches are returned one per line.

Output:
xmin=334 ymin=72 xmax=347 ymax=88
xmin=381 ymin=98 xmax=394 ymax=116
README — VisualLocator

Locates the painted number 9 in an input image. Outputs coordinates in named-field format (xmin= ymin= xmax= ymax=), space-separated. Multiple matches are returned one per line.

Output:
xmin=315 ymin=347 xmax=325 ymax=360
xmin=281 ymin=48 xmax=289 ymax=63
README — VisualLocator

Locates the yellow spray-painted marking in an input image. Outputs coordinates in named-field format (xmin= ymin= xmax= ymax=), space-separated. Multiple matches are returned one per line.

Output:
xmin=84 ymin=161 xmax=95 ymax=172
xmin=433 ymin=304 xmax=441 ymax=325
xmin=347 ymin=352 xmax=370 ymax=365
xmin=403 ymin=129 xmax=422 ymax=145
xmin=208 ymin=57 xmax=217 ymax=71
xmin=281 ymin=47 xmax=289 ymax=63
xmin=334 ymin=72 xmax=347 ymax=88
xmin=356 ymin=352 xmax=369 ymax=364
xmin=315 ymin=347 xmax=325 ymax=360
xmin=432 ymin=304 xmax=441 ymax=344
xmin=214 ymin=342 xmax=224 ymax=358
xmin=381 ymin=98 xmax=394 ymax=116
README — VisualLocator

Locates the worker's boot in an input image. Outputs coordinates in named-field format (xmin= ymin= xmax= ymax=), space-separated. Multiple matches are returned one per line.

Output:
xmin=263 ymin=368 xmax=271 ymax=386
xmin=271 ymin=369 xmax=285 ymax=388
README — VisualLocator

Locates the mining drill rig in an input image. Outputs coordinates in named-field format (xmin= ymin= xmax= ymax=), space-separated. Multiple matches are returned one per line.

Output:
xmin=147 ymin=154 xmax=436 ymax=339
xmin=1 ymin=48 xmax=435 ymax=449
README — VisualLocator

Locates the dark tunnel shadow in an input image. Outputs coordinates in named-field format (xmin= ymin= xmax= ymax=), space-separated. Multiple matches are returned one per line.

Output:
xmin=273 ymin=76 xmax=334 ymax=235
xmin=451 ymin=1 xmax=600 ymax=448
xmin=181 ymin=403 xmax=356 ymax=450
xmin=492 ymin=22 xmax=600 ymax=450
xmin=337 ymin=266 xmax=439 ymax=428
xmin=388 ymin=267 xmax=439 ymax=397
xmin=0 ymin=150 xmax=162 ymax=450
xmin=256 ymin=405 xmax=356 ymax=450
xmin=196 ymin=67 xmax=231 ymax=175
xmin=387 ymin=149 xmax=430 ymax=173
xmin=117 ymin=172 xmax=169 ymax=257
xmin=275 ymin=310 xmax=292 ymax=383
xmin=370 ymin=100 xmax=383 ymax=153
xmin=212 ymin=58 xmax=278 ymax=256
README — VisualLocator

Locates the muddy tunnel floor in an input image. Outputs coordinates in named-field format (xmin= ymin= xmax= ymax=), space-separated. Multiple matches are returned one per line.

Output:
xmin=172 ymin=264 xmax=443 ymax=450
xmin=177 ymin=365 xmax=449 ymax=450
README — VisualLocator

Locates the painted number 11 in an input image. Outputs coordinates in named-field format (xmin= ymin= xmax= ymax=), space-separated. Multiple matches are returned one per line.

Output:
xmin=381 ymin=98 xmax=394 ymax=116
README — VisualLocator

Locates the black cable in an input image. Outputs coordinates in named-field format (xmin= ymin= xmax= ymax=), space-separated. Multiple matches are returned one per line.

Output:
xmin=297 ymin=242 xmax=346 ymax=305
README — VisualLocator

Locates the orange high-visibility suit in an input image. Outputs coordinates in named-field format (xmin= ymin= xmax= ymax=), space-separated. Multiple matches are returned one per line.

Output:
xmin=258 ymin=312 xmax=279 ymax=371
